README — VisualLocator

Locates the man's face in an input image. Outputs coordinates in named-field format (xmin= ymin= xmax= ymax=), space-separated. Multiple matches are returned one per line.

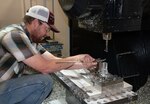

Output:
xmin=31 ymin=20 xmax=51 ymax=43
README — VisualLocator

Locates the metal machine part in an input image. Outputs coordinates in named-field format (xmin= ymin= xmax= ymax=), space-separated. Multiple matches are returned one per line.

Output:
xmin=58 ymin=0 xmax=75 ymax=11
xmin=58 ymin=0 xmax=150 ymax=92
xmin=56 ymin=0 xmax=150 ymax=103
xmin=55 ymin=62 xmax=137 ymax=104
xmin=102 ymin=33 xmax=112 ymax=52
xmin=66 ymin=88 xmax=137 ymax=104
xmin=58 ymin=0 xmax=143 ymax=33
xmin=53 ymin=60 xmax=137 ymax=104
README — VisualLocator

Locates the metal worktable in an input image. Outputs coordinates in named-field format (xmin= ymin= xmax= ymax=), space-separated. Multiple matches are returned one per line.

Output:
xmin=52 ymin=69 xmax=137 ymax=104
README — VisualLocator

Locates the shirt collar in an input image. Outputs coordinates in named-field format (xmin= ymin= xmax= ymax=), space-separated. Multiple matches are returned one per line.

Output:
xmin=20 ymin=22 xmax=32 ymax=42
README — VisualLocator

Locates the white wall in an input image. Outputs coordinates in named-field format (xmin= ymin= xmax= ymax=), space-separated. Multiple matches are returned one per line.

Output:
xmin=0 ymin=0 xmax=24 ymax=27
xmin=0 ymin=0 xmax=70 ymax=57
xmin=53 ymin=0 xmax=70 ymax=57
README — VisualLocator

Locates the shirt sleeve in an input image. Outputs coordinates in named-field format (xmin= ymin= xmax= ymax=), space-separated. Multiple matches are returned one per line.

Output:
xmin=36 ymin=44 xmax=47 ymax=54
xmin=1 ymin=30 xmax=38 ymax=61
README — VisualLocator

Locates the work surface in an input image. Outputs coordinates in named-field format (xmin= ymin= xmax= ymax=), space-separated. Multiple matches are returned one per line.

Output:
xmin=43 ymin=74 xmax=150 ymax=104
xmin=49 ymin=69 xmax=137 ymax=104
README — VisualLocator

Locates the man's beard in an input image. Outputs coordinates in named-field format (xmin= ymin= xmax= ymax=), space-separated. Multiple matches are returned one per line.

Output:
xmin=30 ymin=34 xmax=42 ymax=43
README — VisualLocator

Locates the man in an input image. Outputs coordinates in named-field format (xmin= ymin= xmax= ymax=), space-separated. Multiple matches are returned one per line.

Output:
xmin=0 ymin=5 xmax=97 ymax=104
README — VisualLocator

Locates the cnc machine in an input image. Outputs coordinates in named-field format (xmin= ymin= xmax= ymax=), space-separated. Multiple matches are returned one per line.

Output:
xmin=54 ymin=0 xmax=150 ymax=103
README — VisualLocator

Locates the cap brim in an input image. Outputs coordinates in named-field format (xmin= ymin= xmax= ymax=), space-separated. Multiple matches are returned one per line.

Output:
xmin=50 ymin=25 xmax=60 ymax=33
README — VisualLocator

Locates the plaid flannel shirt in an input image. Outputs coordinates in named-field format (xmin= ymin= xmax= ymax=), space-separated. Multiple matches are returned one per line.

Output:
xmin=0 ymin=24 xmax=46 ymax=82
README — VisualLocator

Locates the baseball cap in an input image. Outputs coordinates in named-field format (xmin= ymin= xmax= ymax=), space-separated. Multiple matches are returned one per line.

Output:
xmin=26 ymin=5 xmax=60 ymax=33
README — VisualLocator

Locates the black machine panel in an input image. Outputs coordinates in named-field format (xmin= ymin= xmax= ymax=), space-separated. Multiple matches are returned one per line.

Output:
xmin=59 ymin=0 xmax=143 ymax=33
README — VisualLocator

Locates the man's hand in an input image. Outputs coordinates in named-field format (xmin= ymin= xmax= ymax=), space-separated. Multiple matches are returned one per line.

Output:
xmin=76 ymin=54 xmax=97 ymax=69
